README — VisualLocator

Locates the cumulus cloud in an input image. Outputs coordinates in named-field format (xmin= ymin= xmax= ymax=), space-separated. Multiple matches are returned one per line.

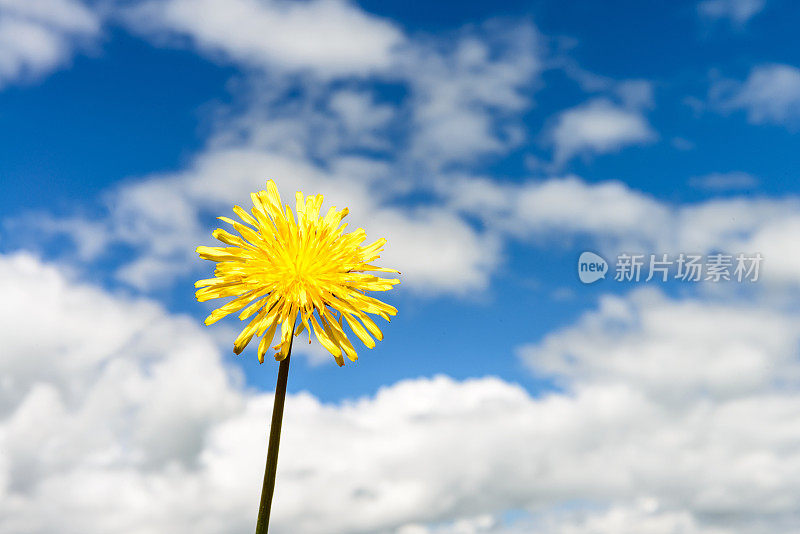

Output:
xmin=122 ymin=0 xmax=404 ymax=77
xmin=711 ymin=64 xmax=800 ymax=126
xmin=440 ymin=174 xmax=800 ymax=288
xmin=4 ymin=254 xmax=800 ymax=533
xmin=403 ymin=22 xmax=542 ymax=169
xmin=546 ymin=99 xmax=657 ymax=164
xmin=0 ymin=252 xmax=245 ymax=532
xmin=443 ymin=175 xmax=669 ymax=245
xmin=515 ymin=289 xmax=800 ymax=532
xmin=520 ymin=289 xmax=800 ymax=403
xmin=0 ymin=0 xmax=100 ymax=88
xmin=698 ymin=0 xmax=766 ymax=25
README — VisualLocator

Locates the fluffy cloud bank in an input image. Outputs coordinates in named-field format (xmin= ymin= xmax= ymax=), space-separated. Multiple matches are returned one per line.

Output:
xmin=3 ymin=254 xmax=800 ymax=533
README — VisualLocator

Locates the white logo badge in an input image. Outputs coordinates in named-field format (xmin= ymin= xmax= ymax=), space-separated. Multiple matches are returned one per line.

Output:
xmin=578 ymin=252 xmax=607 ymax=284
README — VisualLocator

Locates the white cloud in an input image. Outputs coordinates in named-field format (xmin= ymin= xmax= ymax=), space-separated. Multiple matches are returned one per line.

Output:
xmin=514 ymin=289 xmax=800 ymax=531
xmin=0 ymin=0 xmax=99 ymax=88
xmin=0 ymin=0 xmax=97 ymax=32
xmin=546 ymin=99 xmax=657 ymax=164
xmin=510 ymin=178 xmax=668 ymax=239
xmin=698 ymin=0 xmax=765 ymax=25
xmin=364 ymin=207 xmax=501 ymax=295
xmin=4 ymin=254 xmax=800 ymax=533
xmin=328 ymin=89 xmax=396 ymax=149
xmin=520 ymin=289 xmax=800 ymax=403
xmin=540 ymin=61 xmax=658 ymax=165
xmin=442 ymin=175 xmax=670 ymax=250
xmin=404 ymin=22 xmax=542 ymax=169
xmin=614 ymin=79 xmax=655 ymax=110
xmin=559 ymin=60 xmax=654 ymax=109
xmin=711 ymin=64 xmax=800 ymax=126
xmin=689 ymin=171 xmax=759 ymax=191
xmin=442 ymin=174 xmax=800 ymax=287
xmin=123 ymin=0 xmax=404 ymax=77
xmin=0 ymin=252 xmax=245 ymax=532
xmin=735 ymin=213 xmax=800 ymax=286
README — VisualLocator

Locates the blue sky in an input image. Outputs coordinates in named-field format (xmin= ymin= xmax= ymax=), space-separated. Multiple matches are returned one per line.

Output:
xmin=3 ymin=1 xmax=800 ymax=533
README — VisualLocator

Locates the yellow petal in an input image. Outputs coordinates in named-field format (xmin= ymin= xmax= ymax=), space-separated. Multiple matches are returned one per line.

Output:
xmin=232 ymin=205 xmax=259 ymax=228
xmin=342 ymin=312 xmax=375 ymax=349
xmin=310 ymin=315 xmax=341 ymax=358
xmin=258 ymin=319 xmax=280 ymax=364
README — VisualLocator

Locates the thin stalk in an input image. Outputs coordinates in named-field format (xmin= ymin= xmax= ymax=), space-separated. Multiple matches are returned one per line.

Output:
xmin=255 ymin=329 xmax=296 ymax=534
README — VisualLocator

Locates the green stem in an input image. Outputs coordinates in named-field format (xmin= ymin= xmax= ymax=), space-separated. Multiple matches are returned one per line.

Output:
xmin=255 ymin=331 xmax=295 ymax=534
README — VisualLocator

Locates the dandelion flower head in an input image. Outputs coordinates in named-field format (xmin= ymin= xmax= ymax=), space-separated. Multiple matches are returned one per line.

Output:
xmin=195 ymin=180 xmax=399 ymax=366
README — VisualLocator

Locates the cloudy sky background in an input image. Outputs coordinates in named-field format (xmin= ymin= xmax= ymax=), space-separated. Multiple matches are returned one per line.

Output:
xmin=2 ymin=0 xmax=800 ymax=532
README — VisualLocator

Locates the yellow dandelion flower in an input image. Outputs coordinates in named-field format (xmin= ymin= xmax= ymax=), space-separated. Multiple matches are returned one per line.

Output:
xmin=195 ymin=179 xmax=400 ymax=366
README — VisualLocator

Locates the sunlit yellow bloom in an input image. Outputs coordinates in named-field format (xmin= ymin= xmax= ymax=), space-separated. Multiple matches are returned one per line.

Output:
xmin=195 ymin=180 xmax=400 ymax=366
